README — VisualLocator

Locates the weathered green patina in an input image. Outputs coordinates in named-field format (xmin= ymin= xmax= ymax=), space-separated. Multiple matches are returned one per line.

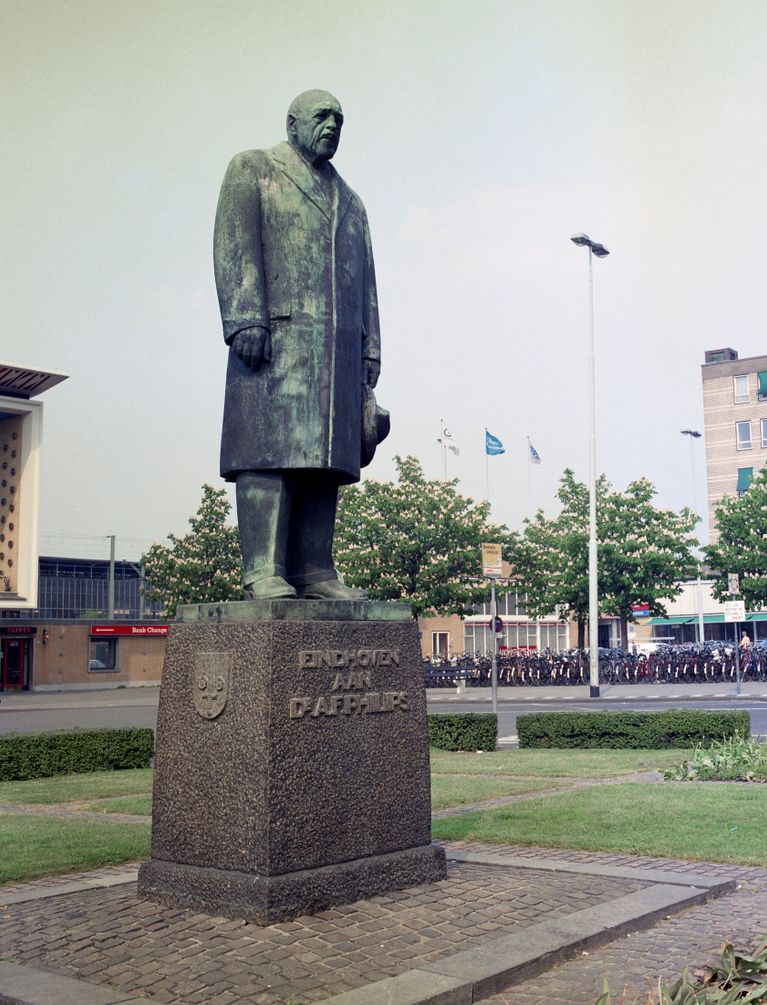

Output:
xmin=214 ymin=90 xmax=387 ymax=600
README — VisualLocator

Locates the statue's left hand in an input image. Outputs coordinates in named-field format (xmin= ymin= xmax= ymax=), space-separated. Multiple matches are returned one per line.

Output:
xmin=364 ymin=358 xmax=380 ymax=388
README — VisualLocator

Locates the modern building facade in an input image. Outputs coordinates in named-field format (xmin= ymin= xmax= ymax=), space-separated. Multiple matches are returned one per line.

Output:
xmin=702 ymin=347 xmax=767 ymax=534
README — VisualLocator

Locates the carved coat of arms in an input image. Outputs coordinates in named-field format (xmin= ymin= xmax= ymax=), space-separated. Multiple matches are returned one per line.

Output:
xmin=193 ymin=652 xmax=232 ymax=719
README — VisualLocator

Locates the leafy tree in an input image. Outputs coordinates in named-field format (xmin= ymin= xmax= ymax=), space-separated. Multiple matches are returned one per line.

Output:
xmin=704 ymin=467 xmax=767 ymax=609
xmin=509 ymin=469 xmax=698 ymax=647
xmin=599 ymin=477 xmax=698 ymax=646
xmin=508 ymin=470 xmax=610 ymax=647
xmin=142 ymin=484 xmax=243 ymax=617
xmin=333 ymin=455 xmax=513 ymax=616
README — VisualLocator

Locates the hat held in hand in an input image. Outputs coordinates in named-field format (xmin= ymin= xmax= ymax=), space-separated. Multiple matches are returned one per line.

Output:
xmin=361 ymin=385 xmax=390 ymax=468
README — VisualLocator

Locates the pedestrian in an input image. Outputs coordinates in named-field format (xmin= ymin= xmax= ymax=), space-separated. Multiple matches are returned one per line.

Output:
xmin=740 ymin=631 xmax=751 ymax=652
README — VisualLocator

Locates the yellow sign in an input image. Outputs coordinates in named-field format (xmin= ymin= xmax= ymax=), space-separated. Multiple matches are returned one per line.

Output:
xmin=481 ymin=542 xmax=503 ymax=579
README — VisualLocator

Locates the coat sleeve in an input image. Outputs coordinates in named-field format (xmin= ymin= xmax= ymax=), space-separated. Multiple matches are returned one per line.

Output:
xmin=213 ymin=151 xmax=269 ymax=344
xmin=361 ymin=206 xmax=381 ymax=364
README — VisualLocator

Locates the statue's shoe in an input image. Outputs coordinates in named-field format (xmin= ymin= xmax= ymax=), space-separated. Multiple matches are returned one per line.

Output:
xmin=244 ymin=576 xmax=297 ymax=600
xmin=299 ymin=579 xmax=368 ymax=600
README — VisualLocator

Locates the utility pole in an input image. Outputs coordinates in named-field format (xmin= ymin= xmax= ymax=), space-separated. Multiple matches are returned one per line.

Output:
xmin=107 ymin=535 xmax=115 ymax=620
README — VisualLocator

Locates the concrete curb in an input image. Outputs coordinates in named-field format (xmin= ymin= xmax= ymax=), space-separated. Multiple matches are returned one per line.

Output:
xmin=0 ymin=870 xmax=138 ymax=906
xmin=0 ymin=961 xmax=146 ymax=1005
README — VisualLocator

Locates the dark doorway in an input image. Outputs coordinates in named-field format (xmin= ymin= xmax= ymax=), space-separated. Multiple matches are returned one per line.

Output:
xmin=1 ymin=638 xmax=29 ymax=690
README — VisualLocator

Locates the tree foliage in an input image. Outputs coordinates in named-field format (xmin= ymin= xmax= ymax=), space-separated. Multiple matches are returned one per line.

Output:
xmin=704 ymin=467 xmax=767 ymax=609
xmin=333 ymin=455 xmax=513 ymax=617
xmin=142 ymin=484 xmax=242 ymax=617
xmin=508 ymin=469 xmax=698 ymax=646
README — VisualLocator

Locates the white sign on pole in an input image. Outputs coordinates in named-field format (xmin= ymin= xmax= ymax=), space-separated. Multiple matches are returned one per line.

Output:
xmin=481 ymin=542 xmax=503 ymax=579
xmin=727 ymin=573 xmax=740 ymax=595
xmin=723 ymin=600 xmax=746 ymax=623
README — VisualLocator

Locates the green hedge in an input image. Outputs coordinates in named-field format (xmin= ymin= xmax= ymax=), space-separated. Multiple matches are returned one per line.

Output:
xmin=0 ymin=728 xmax=155 ymax=781
xmin=428 ymin=713 xmax=497 ymax=751
xmin=517 ymin=709 xmax=750 ymax=749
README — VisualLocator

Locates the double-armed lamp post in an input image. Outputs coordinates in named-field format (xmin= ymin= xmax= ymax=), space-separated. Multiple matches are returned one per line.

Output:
xmin=571 ymin=233 xmax=610 ymax=698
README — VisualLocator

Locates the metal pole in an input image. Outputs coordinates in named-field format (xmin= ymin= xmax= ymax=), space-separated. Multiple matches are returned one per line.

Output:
xmin=107 ymin=535 xmax=115 ymax=620
xmin=587 ymin=246 xmax=600 ymax=697
xmin=735 ymin=623 xmax=741 ymax=695
xmin=490 ymin=578 xmax=498 ymax=715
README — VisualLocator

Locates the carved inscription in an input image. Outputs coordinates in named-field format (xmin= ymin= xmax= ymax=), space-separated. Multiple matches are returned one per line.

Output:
xmin=290 ymin=691 xmax=409 ymax=719
xmin=193 ymin=652 xmax=231 ymax=719
xmin=291 ymin=649 xmax=409 ymax=721
xmin=298 ymin=649 xmax=400 ymax=669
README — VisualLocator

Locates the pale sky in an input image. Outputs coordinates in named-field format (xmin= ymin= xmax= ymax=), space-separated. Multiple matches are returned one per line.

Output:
xmin=3 ymin=0 xmax=766 ymax=561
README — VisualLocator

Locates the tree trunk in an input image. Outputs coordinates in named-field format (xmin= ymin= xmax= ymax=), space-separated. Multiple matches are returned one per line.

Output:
xmin=619 ymin=612 xmax=629 ymax=651
xmin=577 ymin=617 xmax=586 ymax=649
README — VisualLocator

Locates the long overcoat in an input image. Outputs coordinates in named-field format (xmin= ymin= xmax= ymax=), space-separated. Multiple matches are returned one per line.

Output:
xmin=214 ymin=141 xmax=381 ymax=484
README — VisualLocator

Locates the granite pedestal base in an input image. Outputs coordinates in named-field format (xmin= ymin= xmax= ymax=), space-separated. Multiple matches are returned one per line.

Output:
xmin=137 ymin=600 xmax=446 ymax=924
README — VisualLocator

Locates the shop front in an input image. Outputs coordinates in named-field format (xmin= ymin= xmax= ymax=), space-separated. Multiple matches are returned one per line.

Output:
xmin=0 ymin=626 xmax=36 ymax=690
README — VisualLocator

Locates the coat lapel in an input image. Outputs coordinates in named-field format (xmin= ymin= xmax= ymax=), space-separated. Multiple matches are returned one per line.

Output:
xmin=271 ymin=142 xmax=333 ymax=221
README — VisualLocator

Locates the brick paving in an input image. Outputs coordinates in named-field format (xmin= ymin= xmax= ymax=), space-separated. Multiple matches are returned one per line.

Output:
xmin=464 ymin=845 xmax=767 ymax=1005
xmin=0 ymin=857 xmax=651 ymax=1004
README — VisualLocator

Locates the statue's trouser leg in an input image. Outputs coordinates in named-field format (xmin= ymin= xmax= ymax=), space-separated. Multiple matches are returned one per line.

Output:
xmin=286 ymin=472 xmax=340 ymax=588
xmin=235 ymin=471 xmax=292 ymax=586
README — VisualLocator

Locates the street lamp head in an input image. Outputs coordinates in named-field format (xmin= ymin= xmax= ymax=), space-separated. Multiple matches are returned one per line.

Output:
xmin=571 ymin=233 xmax=610 ymax=257
xmin=681 ymin=429 xmax=702 ymax=438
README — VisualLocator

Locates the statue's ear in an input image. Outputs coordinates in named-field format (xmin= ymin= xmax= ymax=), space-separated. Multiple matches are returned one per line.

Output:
xmin=286 ymin=114 xmax=297 ymax=139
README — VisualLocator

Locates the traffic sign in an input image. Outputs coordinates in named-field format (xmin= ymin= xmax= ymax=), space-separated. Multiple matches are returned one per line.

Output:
xmin=724 ymin=600 xmax=746 ymax=623
xmin=728 ymin=573 xmax=740 ymax=595
xmin=488 ymin=615 xmax=504 ymax=633
xmin=481 ymin=543 xmax=503 ymax=579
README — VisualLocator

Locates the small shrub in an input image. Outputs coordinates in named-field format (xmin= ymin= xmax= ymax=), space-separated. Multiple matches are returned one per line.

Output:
xmin=0 ymin=729 xmax=155 ymax=782
xmin=665 ymin=736 xmax=767 ymax=782
xmin=517 ymin=710 xmax=749 ymax=749
xmin=595 ymin=935 xmax=767 ymax=1003
xmin=428 ymin=713 xmax=497 ymax=752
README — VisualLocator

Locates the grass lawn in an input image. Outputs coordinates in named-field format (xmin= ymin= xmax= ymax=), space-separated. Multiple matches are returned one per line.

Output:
xmin=430 ymin=748 xmax=692 ymax=778
xmin=86 ymin=794 xmax=152 ymax=816
xmin=431 ymin=775 xmax=573 ymax=811
xmin=0 ymin=816 xmax=150 ymax=885
xmin=0 ymin=769 xmax=153 ymax=805
xmin=432 ymin=782 xmax=767 ymax=865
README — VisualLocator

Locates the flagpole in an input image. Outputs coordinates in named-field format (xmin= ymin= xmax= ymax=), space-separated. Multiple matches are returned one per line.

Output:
xmin=440 ymin=417 xmax=446 ymax=480
xmin=527 ymin=436 xmax=532 ymax=513
xmin=485 ymin=428 xmax=490 ymax=502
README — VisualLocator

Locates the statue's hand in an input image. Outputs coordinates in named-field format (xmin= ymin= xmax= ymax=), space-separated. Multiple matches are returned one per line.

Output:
xmin=232 ymin=327 xmax=272 ymax=371
xmin=364 ymin=358 xmax=380 ymax=388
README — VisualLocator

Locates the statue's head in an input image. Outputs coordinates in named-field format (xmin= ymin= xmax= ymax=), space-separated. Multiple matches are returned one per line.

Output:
xmin=287 ymin=89 xmax=344 ymax=166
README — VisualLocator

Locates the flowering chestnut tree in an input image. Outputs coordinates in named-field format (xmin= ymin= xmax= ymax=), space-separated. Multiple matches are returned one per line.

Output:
xmin=333 ymin=455 xmax=513 ymax=617
xmin=142 ymin=484 xmax=243 ymax=616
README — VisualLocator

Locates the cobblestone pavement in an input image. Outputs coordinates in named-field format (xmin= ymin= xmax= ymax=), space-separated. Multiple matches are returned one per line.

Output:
xmin=464 ymin=844 xmax=767 ymax=1005
xmin=0 ymin=857 xmax=650 ymax=1005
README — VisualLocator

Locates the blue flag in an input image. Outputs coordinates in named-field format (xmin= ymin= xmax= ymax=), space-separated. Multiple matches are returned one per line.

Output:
xmin=485 ymin=430 xmax=505 ymax=456
xmin=529 ymin=442 xmax=541 ymax=464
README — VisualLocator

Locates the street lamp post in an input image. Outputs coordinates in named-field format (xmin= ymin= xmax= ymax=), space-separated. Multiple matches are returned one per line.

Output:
xmin=571 ymin=233 xmax=610 ymax=698
xmin=681 ymin=429 xmax=705 ymax=645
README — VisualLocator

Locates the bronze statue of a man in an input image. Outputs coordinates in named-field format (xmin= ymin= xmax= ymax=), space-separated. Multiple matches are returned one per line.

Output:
xmin=214 ymin=90 xmax=383 ymax=600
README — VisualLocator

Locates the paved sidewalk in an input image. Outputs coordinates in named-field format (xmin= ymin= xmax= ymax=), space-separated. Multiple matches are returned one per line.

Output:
xmin=0 ymin=844 xmax=740 ymax=1005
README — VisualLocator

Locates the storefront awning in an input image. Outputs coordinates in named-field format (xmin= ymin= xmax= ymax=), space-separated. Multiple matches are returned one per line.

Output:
xmin=649 ymin=617 xmax=692 ymax=625
xmin=747 ymin=613 xmax=767 ymax=622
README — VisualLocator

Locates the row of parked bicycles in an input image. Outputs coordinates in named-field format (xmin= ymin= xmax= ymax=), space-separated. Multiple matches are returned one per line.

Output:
xmin=423 ymin=641 xmax=767 ymax=687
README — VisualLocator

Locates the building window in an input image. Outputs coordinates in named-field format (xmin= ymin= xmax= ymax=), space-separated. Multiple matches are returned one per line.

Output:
xmin=89 ymin=638 xmax=118 ymax=671
xmin=736 ymin=420 xmax=752 ymax=450
xmin=737 ymin=467 xmax=753 ymax=496
xmin=759 ymin=371 xmax=767 ymax=401
xmin=734 ymin=374 xmax=749 ymax=403
xmin=431 ymin=632 xmax=448 ymax=660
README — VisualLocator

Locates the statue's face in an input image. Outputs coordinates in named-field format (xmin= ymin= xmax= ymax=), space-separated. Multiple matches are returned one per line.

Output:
xmin=290 ymin=97 xmax=344 ymax=165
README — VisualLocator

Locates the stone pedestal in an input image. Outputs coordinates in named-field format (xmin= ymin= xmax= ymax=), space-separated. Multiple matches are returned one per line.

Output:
xmin=137 ymin=599 xmax=446 ymax=924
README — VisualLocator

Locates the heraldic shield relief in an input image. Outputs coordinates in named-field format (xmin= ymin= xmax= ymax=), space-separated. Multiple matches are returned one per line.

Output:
xmin=193 ymin=652 xmax=232 ymax=719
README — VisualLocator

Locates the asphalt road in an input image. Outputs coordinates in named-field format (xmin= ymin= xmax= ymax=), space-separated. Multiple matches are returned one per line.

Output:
xmin=2 ymin=686 xmax=766 ymax=740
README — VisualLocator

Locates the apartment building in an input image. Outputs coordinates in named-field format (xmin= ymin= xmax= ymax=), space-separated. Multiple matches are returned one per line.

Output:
xmin=701 ymin=347 xmax=767 ymax=534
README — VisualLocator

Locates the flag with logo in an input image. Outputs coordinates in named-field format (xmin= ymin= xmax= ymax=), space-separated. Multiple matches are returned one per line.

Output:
xmin=485 ymin=430 xmax=505 ymax=456
xmin=529 ymin=441 xmax=541 ymax=464
xmin=439 ymin=426 xmax=459 ymax=455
